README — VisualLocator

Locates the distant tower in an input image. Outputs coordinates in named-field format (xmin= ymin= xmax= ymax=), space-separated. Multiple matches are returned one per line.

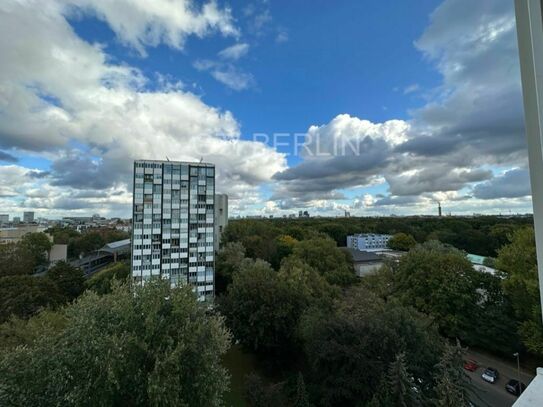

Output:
xmin=438 ymin=202 xmax=442 ymax=217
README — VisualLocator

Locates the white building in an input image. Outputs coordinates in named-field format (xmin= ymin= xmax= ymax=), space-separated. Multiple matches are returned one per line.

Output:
xmin=346 ymin=234 xmax=391 ymax=251
xmin=214 ymin=194 xmax=228 ymax=253
xmin=131 ymin=160 xmax=215 ymax=301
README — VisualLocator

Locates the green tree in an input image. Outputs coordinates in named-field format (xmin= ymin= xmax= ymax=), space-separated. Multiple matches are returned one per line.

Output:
xmin=372 ymin=352 xmax=422 ymax=407
xmin=300 ymin=286 xmax=443 ymax=406
xmin=394 ymin=241 xmax=480 ymax=339
xmin=46 ymin=261 xmax=85 ymax=301
xmin=272 ymin=234 xmax=298 ymax=269
xmin=19 ymin=232 xmax=53 ymax=267
xmin=0 ymin=310 xmax=66 ymax=351
xmin=85 ymin=262 xmax=130 ymax=295
xmin=0 ymin=280 xmax=231 ymax=406
xmin=291 ymin=238 xmax=357 ymax=286
xmin=388 ymin=233 xmax=417 ymax=251
xmin=496 ymin=227 xmax=543 ymax=356
xmin=215 ymin=242 xmax=246 ymax=295
xmin=433 ymin=342 xmax=473 ymax=407
xmin=0 ymin=275 xmax=64 ymax=323
xmin=220 ymin=259 xmax=305 ymax=357
xmin=0 ymin=243 xmax=35 ymax=276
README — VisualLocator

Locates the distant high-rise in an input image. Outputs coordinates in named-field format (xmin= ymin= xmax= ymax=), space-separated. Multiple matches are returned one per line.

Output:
xmin=214 ymin=194 xmax=228 ymax=253
xmin=131 ymin=160 xmax=215 ymax=301
xmin=0 ymin=214 xmax=8 ymax=224
xmin=23 ymin=211 xmax=34 ymax=223
xmin=438 ymin=202 xmax=442 ymax=217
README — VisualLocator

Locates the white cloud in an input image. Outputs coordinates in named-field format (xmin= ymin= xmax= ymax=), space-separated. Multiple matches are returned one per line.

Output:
xmin=210 ymin=68 xmax=254 ymax=91
xmin=194 ymin=59 xmax=254 ymax=91
xmin=403 ymin=83 xmax=420 ymax=94
xmin=0 ymin=0 xmax=285 ymax=217
xmin=218 ymin=43 xmax=249 ymax=60
xmin=65 ymin=0 xmax=239 ymax=55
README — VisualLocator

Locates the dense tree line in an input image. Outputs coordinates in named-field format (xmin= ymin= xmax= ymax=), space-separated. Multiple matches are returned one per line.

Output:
xmin=216 ymin=217 xmax=541 ymax=405
xmin=223 ymin=215 xmax=532 ymax=258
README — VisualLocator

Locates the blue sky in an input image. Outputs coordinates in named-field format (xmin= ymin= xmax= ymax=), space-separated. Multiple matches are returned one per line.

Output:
xmin=0 ymin=0 xmax=534 ymax=218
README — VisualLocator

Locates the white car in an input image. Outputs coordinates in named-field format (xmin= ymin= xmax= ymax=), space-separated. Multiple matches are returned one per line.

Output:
xmin=481 ymin=367 xmax=499 ymax=383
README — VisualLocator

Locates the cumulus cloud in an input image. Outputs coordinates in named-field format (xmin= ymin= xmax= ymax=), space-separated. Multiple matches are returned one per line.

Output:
xmin=65 ymin=0 xmax=238 ymax=56
xmin=0 ymin=0 xmax=285 ymax=216
xmin=267 ymin=0 xmax=530 ymax=215
xmin=472 ymin=168 xmax=531 ymax=199
xmin=271 ymin=115 xmax=409 ymax=205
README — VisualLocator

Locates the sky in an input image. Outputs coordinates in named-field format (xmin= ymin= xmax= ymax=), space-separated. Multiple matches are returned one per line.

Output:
xmin=0 ymin=0 xmax=534 ymax=218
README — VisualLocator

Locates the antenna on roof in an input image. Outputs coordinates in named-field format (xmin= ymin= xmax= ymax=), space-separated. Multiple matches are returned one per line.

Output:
xmin=199 ymin=157 xmax=204 ymax=163
xmin=166 ymin=156 xmax=170 ymax=161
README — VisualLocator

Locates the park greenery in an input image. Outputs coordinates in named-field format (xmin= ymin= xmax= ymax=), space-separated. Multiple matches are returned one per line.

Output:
xmin=0 ymin=280 xmax=230 ymax=406
xmin=0 ymin=215 xmax=541 ymax=406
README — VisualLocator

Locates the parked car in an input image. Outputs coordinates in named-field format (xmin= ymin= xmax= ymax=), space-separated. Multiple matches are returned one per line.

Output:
xmin=505 ymin=379 xmax=526 ymax=396
xmin=481 ymin=367 xmax=499 ymax=383
xmin=463 ymin=359 xmax=479 ymax=372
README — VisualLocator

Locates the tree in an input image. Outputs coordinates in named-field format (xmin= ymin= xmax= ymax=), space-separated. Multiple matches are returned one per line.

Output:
xmin=394 ymin=241 xmax=480 ymax=339
xmin=19 ymin=232 xmax=53 ymax=268
xmin=293 ymin=373 xmax=311 ymax=407
xmin=0 ymin=243 xmax=35 ymax=276
xmin=0 ymin=275 xmax=64 ymax=323
xmin=215 ymin=242 xmax=246 ymax=295
xmin=291 ymin=238 xmax=357 ymax=286
xmin=272 ymin=234 xmax=298 ymax=269
xmin=0 ymin=280 xmax=231 ymax=406
xmin=300 ymin=286 xmax=443 ymax=406
xmin=433 ymin=342 xmax=473 ymax=407
xmin=85 ymin=262 xmax=130 ymax=295
xmin=220 ymin=259 xmax=305 ymax=358
xmin=244 ymin=373 xmax=286 ymax=407
xmin=46 ymin=261 xmax=85 ymax=301
xmin=371 ymin=352 xmax=422 ymax=407
xmin=388 ymin=233 xmax=417 ymax=251
xmin=0 ymin=310 xmax=66 ymax=351
xmin=496 ymin=227 xmax=543 ymax=356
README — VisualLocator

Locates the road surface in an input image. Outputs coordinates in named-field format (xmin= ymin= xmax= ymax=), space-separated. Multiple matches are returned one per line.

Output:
xmin=466 ymin=350 xmax=536 ymax=407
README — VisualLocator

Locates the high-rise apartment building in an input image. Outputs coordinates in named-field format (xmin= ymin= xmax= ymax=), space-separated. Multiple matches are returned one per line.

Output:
xmin=23 ymin=211 xmax=34 ymax=223
xmin=0 ymin=214 xmax=8 ymax=224
xmin=131 ymin=160 xmax=215 ymax=301
xmin=214 ymin=194 xmax=228 ymax=253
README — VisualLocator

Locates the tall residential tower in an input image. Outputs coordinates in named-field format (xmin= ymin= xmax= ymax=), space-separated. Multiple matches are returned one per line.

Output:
xmin=131 ymin=160 xmax=215 ymax=301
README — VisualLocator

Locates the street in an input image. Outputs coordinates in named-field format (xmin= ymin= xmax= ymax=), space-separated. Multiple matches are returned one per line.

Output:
xmin=466 ymin=350 xmax=536 ymax=407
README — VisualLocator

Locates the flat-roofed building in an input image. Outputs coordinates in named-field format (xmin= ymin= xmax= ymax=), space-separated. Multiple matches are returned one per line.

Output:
xmin=131 ymin=160 xmax=215 ymax=301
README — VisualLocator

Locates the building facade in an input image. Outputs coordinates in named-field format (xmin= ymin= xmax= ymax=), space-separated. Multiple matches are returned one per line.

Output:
xmin=214 ymin=194 xmax=228 ymax=253
xmin=0 ymin=214 xmax=8 ymax=225
xmin=23 ymin=211 xmax=34 ymax=223
xmin=346 ymin=233 xmax=391 ymax=251
xmin=131 ymin=160 xmax=215 ymax=301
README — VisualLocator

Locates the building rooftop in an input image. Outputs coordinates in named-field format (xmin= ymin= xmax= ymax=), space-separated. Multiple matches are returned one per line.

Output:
xmin=134 ymin=159 xmax=214 ymax=166
xmin=341 ymin=247 xmax=382 ymax=263
xmin=467 ymin=253 xmax=486 ymax=265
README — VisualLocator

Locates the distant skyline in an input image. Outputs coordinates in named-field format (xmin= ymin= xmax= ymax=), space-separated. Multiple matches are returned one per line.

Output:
xmin=0 ymin=0 xmax=533 ymax=218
